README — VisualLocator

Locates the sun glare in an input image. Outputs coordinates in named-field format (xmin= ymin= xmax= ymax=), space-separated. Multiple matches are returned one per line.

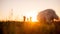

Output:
xmin=25 ymin=12 xmax=38 ymax=22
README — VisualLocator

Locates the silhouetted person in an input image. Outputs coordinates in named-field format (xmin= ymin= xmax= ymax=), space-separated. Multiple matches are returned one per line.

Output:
xmin=37 ymin=9 xmax=59 ymax=34
xmin=23 ymin=16 xmax=26 ymax=22
xmin=27 ymin=18 xmax=29 ymax=22
xmin=37 ymin=9 xmax=59 ymax=24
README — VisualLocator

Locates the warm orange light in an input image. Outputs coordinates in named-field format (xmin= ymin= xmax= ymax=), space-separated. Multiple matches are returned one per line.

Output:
xmin=25 ymin=11 xmax=38 ymax=22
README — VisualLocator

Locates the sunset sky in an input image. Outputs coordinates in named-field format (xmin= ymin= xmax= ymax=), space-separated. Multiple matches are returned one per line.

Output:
xmin=0 ymin=0 xmax=60 ymax=21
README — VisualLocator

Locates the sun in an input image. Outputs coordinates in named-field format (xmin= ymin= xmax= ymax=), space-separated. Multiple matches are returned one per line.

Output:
xmin=32 ymin=16 xmax=37 ymax=22
xmin=25 ymin=11 xmax=38 ymax=22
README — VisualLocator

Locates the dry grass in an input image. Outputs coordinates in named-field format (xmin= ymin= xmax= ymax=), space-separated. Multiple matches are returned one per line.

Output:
xmin=0 ymin=21 xmax=60 ymax=34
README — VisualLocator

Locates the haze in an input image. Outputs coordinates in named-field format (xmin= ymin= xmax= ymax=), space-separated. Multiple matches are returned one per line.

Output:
xmin=0 ymin=0 xmax=60 ymax=21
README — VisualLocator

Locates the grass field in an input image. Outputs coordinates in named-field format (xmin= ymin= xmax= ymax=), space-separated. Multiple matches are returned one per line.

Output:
xmin=0 ymin=21 xmax=60 ymax=34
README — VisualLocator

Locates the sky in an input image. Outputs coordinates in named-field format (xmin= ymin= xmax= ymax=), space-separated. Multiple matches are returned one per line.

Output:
xmin=0 ymin=0 xmax=60 ymax=21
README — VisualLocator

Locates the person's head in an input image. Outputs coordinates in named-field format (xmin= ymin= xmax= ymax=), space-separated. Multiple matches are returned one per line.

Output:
xmin=37 ymin=9 xmax=59 ymax=22
xmin=53 ymin=13 xmax=59 ymax=20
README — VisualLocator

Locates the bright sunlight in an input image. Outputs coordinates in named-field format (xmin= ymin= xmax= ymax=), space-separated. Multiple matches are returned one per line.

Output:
xmin=25 ymin=11 xmax=38 ymax=22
